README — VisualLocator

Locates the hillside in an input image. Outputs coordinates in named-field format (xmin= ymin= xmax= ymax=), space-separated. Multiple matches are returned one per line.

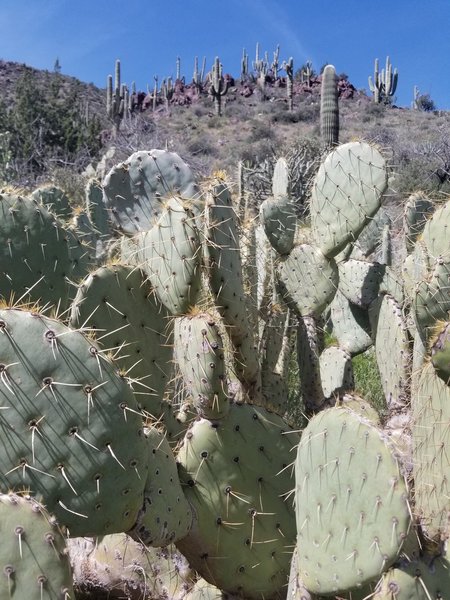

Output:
xmin=0 ymin=59 xmax=449 ymax=205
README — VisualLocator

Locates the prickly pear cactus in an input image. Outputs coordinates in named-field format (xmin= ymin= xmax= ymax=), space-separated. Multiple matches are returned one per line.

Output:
xmin=412 ymin=360 xmax=450 ymax=542
xmin=103 ymin=149 xmax=200 ymax=235
xmin=369 ymin=294 xmax=411 ymax=412
xmin=0 ymin=307 xmax=148 ymax=536
xmin=70 ymin=263 xmax=174 ymax=415
xmin=31 ymin=184 xmax=72 ymax=221
xmin=319 ymin=345 xmax=354 ymax=398
xmin=310 ymin=141 xmax=388 ymax=257
xmin=260 ymin=195 xmax=296 ymax=255
xmin=121 ymin=197 xmax=202 ymax=315
xmin=295 ymin=407 xmax=411 ymax=595
xmin=174 ymin=311 xmax=229 ymax=419
xmin=373 ymin=555 xmax=450 ymax=599
xmin=276 ymin=244 xmax=338 ymax=317
xmin=128 ymin=426 xmax=193 ymax=547
xmin=176 ymin=403 xmax=299 ymax=599
xmin=329 ymin=290 xmax=372 ymax=356
xmin=0 ymin=492 xmax=73 ymax=599
xmin=430 ymin=321 xmax=450 ymax=384
xmin=69 ymin=533 xmax=195 ymax=599
xmin=204 ymin=181 xmax=259 ymax=386
xmin=0 ymin=193 xmax=74 ymax=310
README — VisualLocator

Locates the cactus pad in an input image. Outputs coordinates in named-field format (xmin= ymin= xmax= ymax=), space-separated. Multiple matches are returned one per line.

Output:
xmin=0 ymin=193 xmax=73 ymax=311
xmin=31 ymin=185 xmax=72 ymax=221
xmin=277 ymin=244 xmax=338 ymax=317
xmin=369 ymin=294 xmax=411 ymax=412
xmin=260 ymin=195 xmax=296 ymax=255
xmin=430 ymin=321 xmax=450 ymax=384
xmin=0 ymin=492 xmax=73 ymax=599
xmin=121 ymin=197 xmax=202 ymax=315
xmin=330 ymin=290 xmax=372 ymax=356
xmin=319 ymin=346 xmax=354 ymax=398
xmin=70 ymin=263 xmax=173 ymax=415
xmin=412 ymin=361 xmax=450 ymax=541
xmin=177 ymin=403 xmax=299 ymax=599
xmin=0 ymin=308 xmax=147 ymax=536
xmin=128 ymin=426 xmax=193 ymax=546
xmin=174 ymin=312 xmax=229 ymax=419
xmin=295 ymin=407 xmax=411 ymax=595
xmin=310 ymin=142 xmax=387 ymax=257
xmin=103 ymin=149 xmax=200 ymax=235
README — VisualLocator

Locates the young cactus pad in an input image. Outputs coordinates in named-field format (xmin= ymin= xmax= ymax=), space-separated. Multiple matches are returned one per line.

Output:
xmin=0 ymin=493 xmax=74 ymax=600
xmin=103 ymin=149 xmax=200 ymax=235
xmin=295 ymin=407 xmax=410 ymax=595
xmin=176 ymin=403 xmax=299 ymax=599
xmin=310 ymin=142 xmax=387 ymax=257
xmin=0 ymin=308 xmax=148 ymax=537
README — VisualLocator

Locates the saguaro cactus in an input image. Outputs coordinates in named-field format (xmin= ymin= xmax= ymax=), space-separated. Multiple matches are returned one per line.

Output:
xmin=368 ymin=56 xmax=398 ymax=104
xmin=209 ymin=56 xmax=229 ymax=116
xmin=320 ymin=64 xmax=339 ymax=148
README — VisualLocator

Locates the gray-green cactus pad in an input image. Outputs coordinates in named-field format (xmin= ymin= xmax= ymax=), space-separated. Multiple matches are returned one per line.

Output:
xmin=121 ymin=197 xmax=202 ymax=315
xmin=272 ymin=157 xmax=290 ymax=198
xmin=0 ymin=308 xmax=147 ymax=537
xmin=319 ymin=346 xmax=354 ymax=398
xmin=374 ymin=556 xmax=450 ymax=600
xmin=174 ymin=312 xmax=229 ymax=419
xmin=128 ymin=427 xmax=193 ymax=546
xmin=412 ymin=361 xmax=450 ymax=541
xmin=338 ymin=259 xmax=385 ymax=309
xmin=0 ymin=493 xmax=74 ymax=599
xmin=369 ymin=294 xmax=411 ymax=412
xmin=260 ymin=195 xmax=296 ymax=255
xmin=31 ymin=184 xmax=72 ymax=221
xmin=69 ymin=534 xmax=195 ymax=599
xmin=70 ymin=263 xmax=173 ymax=415
xmin=420 ymin=198 xmax=450 ymax=261
xmin=310 ymin=142 xmax=387 ymax=257
xmin=177 ymin=403 xmax=299 ymax=599
xmin=330 ymin=290 xmax=372 ymax=356
xmin=430 ymin=322 xmax=450 ymax=384
xmin=204 ymin=182 xmax=258 ymax=385
xmin=403 ymin=192 xmax=434 ymax=254
xmin=295 ymin=407 xmax=411 ymax=595
xmin=276 ymin=244 xmax=338 ymax=317
xmin=414 ymin=258 xmax=450 ymax=330
xmin=103 ymin=149 xmax=200 ymax=235
xmin=0 ymin=193 xmax=73 ymax=311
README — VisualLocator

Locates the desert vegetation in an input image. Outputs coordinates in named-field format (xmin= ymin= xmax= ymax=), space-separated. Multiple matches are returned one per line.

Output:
xmin=0 ymin=49 xmax=449 ymax=599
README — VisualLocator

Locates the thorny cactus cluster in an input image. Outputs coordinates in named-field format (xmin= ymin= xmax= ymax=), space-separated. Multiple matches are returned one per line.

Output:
xmin=0 ymin=137 xmax=449 ymax=600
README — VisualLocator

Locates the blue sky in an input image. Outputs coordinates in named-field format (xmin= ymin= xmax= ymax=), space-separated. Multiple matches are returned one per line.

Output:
xmin=1 ymin=0 xmax=448 ymax=109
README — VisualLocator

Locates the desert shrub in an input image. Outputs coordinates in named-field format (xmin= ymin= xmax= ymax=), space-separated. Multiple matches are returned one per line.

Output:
xmin=416 ymin=93 xmax=436 ymax=112
xmin=246 ymin=120 xmax=276 ymax=143
xmin=185 ymin=133 xmax=218 ymax=157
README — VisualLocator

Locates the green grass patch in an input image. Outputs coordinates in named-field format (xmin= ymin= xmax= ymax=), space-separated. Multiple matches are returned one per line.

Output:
xmin=352 ymin=347 xmax=387 ymax=418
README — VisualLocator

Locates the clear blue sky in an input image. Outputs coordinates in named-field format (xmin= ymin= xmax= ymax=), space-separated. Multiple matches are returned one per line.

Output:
xmin=1 ymin=0 xmax=448 ymax=109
